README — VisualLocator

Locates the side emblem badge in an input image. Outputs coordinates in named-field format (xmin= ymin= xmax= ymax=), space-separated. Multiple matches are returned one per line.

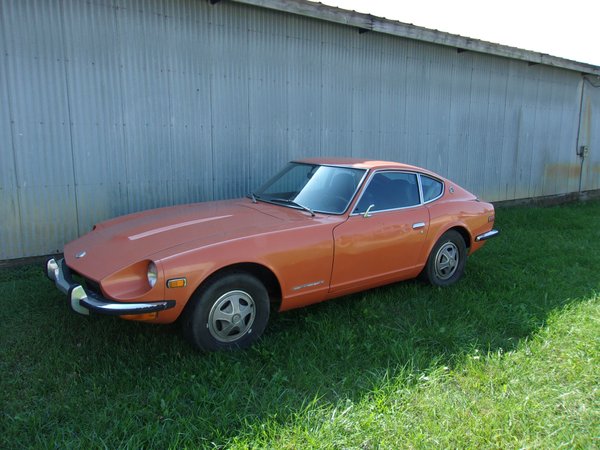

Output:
xmin=75 ymin=251 xmax=87 ymax=259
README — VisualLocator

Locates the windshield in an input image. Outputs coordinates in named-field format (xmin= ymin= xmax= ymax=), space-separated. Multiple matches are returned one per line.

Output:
xmin=254 ymin=163 xmax=367 ymax=214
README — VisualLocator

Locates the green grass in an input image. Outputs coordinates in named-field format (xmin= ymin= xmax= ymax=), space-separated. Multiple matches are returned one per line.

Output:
xmin=1 ymin=201 xmax=599 ymax=449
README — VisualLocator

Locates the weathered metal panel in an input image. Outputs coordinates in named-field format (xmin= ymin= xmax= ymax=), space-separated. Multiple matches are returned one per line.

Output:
xmin=247 ymin=5 xmax=289 ymax=188
xmin=163 ymin=0 xmax=214 ymax=205
xmin=480 ymin=57 xmax=509 ymax=200
xmin=320 ymin=23 xmax=353 ymax=157
xmin=350 ymin=33 xmax=381 ymax=158
xmin=421 ymin=45 xmax=454 ymax=177
xmin=1 ymin=0 xmax=80 ymax=258
xmin=285 ymin=13 xmax=323 ymax=162
xmin=580 ymin=79 xmax=600 ymax=191
xmin=60 ymin=0 xmax=129 ymax=235
xmin=210 ymin=2 xmax=251 ymax=200
xmin=378 ymin=34 xmax=408 ymax=163
xmin=0 ymin=19 xmax=24 ymax=259
xmin=116 ymin=1 xmax=175 ymax=212
xmin=1 ymin=0 xmax=598 ymax=260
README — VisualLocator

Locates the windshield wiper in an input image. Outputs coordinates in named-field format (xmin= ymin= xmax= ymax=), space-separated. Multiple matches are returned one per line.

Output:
xmin=269 ymin=198 xmax=315 ymax=217
xmin=246 ymin=192 xmax=259 ymax=203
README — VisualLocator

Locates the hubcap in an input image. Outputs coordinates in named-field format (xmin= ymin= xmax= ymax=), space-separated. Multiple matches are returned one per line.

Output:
xmin=434 ymin=241 xmax=459 ymax=280
xmin=208 ymin=290 xmax=256 ymax=343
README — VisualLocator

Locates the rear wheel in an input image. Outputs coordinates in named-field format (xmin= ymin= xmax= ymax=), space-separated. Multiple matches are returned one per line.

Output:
xmin=182 ymin=273 xmax=270 ymax=351
xmin=422 ymin=230 xmax=467 ymax=286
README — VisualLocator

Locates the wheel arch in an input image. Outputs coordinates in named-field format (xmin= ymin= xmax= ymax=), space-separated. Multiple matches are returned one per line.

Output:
xmin=422 ymin=223 xmax=472 ymax=267
xmin=426 ymin=223 xmax=472 ymax=255
xmin=447 ymin=225 xmax=472 ymax=250
xmin=181 ymin=262 xmax=282 ymax=319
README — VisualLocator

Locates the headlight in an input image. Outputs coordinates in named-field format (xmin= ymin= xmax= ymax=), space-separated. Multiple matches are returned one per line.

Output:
xmin=147 ymin=261 xmax=158 ymax=288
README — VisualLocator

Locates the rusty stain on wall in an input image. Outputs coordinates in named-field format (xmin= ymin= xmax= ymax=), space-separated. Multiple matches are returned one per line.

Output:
xmin=544 ymin=164 xmax=581 ymax=179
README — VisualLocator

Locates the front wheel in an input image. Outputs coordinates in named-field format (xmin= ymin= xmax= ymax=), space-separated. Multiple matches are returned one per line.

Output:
xmin=181 ymin=273 xmax=270 ymax=351
xmin=422 ymin=230 xmax=467 ymax=286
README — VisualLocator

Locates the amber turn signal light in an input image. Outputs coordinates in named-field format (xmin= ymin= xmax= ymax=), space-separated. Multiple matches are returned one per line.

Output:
xmin=167 ymin=278 xmax=187 ymax=288
xmin=121 ymin=312 xmax=158 ymax=321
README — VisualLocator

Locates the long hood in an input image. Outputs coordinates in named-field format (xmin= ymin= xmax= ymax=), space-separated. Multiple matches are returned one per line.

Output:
xmin=64 ymin=199 xmax=307 ymax=280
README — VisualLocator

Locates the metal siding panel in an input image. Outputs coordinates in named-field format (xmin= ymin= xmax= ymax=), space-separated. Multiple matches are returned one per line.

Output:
xmin=534 ymin=68 xmax=572 ymax=197
xmin=0 ymin=191 xmax=23 ymax=259
xmin=464 ymin=56 xmax=492 ymax=196
xmin=18 ymin=185 xmax=79 ymax=256
xmin=0 ymin=49 xmax=21 ymax=260
xmin=2 ymin=0 xmax=80 ymax=258
xmin=247 ymin=7 xmax=288 ymax=189
xmin=423 ymin=45 xmax=454 ymax=178
xmin=118 ymin=2 xmax=175 ymax=212
xmin=581 ymin=80 xmax=600 ymax=190
xmin=498 ymin=61 xmax=524 ymax=200
xmin=510 ymin=62 xmax=537 ymax=199
xmin=60 ymin=0 xmax=129 ymax=234
xmin=378 ymin=36 xmax=408 ymax=162
xmin=351 ymin=35 xmax=381 ymax=157
xmin=528 ymin=66 xmax=547 ymax=199
xmin=0 ymin=23 xmax=16 ymax=192
xmin=481 ymin=59 xmax=510 ymax=201
xmin=403 ymin=40 xmax=431 ymax=169
xmin=0 ymin=34 xmax=23 ymax=258
xmin=447 ymin=55 xmax=473 ymax=189
xmin=165 ymin=1 xmax=214 ymax=204
xmin=320 ymin=24 xmax=353 ymax=156
xmin=551 ymin=73 xmax=581 ymax=195
xmin=3 ymin=2 xmax=74 ymax=187
xmin=210 ymin=4 xmax=250 ymax=200
xmin=286 ymin=14 xmax=322 ymax=162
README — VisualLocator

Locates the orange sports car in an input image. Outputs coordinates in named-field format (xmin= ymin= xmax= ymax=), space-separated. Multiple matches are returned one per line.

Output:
xmin=46 ymin=158 xmax=498 ymax=351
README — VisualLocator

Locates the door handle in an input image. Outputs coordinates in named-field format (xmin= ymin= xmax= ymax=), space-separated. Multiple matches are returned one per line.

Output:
xmin=412 ymin=222 xmax=426 ymax=229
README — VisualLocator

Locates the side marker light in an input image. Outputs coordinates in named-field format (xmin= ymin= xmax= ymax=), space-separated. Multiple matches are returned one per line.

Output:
xmin=167 ymin=278 xmax=187 ymax=289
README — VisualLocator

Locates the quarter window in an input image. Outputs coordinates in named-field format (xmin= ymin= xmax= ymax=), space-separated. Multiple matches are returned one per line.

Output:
xmin=421 ymin=175 xmax=443 ymax=202
xmin=354 ymin=172 xmax=420 ymax=213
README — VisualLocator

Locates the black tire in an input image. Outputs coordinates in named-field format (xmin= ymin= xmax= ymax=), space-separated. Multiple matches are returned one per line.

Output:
xmin=181 ymin=273 xmax=270 ymax=351
xmin=422 ymin=230 xmax=467 ymax=287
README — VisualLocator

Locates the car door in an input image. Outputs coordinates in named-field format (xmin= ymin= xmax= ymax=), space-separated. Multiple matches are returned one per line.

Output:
xmin=330 ymin=171 xmax=430 ymax=294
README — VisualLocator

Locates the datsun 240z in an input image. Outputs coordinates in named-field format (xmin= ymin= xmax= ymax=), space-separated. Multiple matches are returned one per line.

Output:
xmin=46 ymin=158 xmax=498 ymax=351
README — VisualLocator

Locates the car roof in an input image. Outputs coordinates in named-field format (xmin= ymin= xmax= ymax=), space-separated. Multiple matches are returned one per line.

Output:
xmin=294 ymin=157 xmax=427 ymax=173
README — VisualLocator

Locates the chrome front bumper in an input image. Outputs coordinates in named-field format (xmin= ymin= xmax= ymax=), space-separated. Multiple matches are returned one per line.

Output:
xmin=45 ymin=258 xmax=175 ymax=316
xmin=475 ymin=229 xmax=500 ymax=242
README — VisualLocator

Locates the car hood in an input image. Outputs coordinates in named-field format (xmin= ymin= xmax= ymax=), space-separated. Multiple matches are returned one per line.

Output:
xmin=63 ymin=199 xmax=312 ymax=280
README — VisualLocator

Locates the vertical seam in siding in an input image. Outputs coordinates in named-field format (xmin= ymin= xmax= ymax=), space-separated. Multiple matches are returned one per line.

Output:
xmin=114 ymin=2 xmax=131 ymax=211
xmin=0 ymin=1 xmax=24 ymax=257
xmin=208 ymin=12 xmax=215 ymax=200
xmin=58 ymin=0 xmax=80 ymax=235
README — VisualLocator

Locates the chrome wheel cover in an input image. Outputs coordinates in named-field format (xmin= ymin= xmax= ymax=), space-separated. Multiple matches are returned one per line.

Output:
xmin=434 ymin=241 xmax=459 ymax=280
xmin=207 ymin=290 xmax=256 ymax=343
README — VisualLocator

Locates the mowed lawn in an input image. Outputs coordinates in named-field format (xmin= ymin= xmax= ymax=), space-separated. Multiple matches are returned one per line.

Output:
xmin=1 ymin=201 xmax=599 ymax=449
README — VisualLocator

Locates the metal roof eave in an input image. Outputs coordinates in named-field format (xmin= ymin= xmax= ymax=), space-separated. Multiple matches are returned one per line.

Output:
xmin=229 ymin=0 xmax=600 ymax=77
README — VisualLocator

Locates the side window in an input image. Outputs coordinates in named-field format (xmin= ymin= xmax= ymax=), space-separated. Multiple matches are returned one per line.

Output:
xmin=355 ymin=172 xmax=420 ymax=213
xmin=421 ymin=175 xmax=443 ymax=202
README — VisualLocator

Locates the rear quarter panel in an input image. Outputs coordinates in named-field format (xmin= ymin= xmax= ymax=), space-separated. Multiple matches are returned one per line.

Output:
xmin=425 ymin=196 xmax=495 ymax=258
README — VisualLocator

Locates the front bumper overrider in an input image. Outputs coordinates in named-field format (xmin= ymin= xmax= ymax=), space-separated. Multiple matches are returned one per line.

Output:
xmin=45 ymin=258 xmax=175 ymax=316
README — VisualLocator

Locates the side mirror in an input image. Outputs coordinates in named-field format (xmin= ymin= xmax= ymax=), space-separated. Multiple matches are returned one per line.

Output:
xmin=363 ymin=204 xmax=375 ymax=218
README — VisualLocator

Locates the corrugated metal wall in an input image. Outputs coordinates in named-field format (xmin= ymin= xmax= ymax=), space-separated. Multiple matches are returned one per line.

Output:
xmin=0 ymin=0 xmax=598 ymax=259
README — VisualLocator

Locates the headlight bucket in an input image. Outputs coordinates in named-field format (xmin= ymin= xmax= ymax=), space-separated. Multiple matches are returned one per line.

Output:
xmin=100 ymin=260 xmax=162 ymax=300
